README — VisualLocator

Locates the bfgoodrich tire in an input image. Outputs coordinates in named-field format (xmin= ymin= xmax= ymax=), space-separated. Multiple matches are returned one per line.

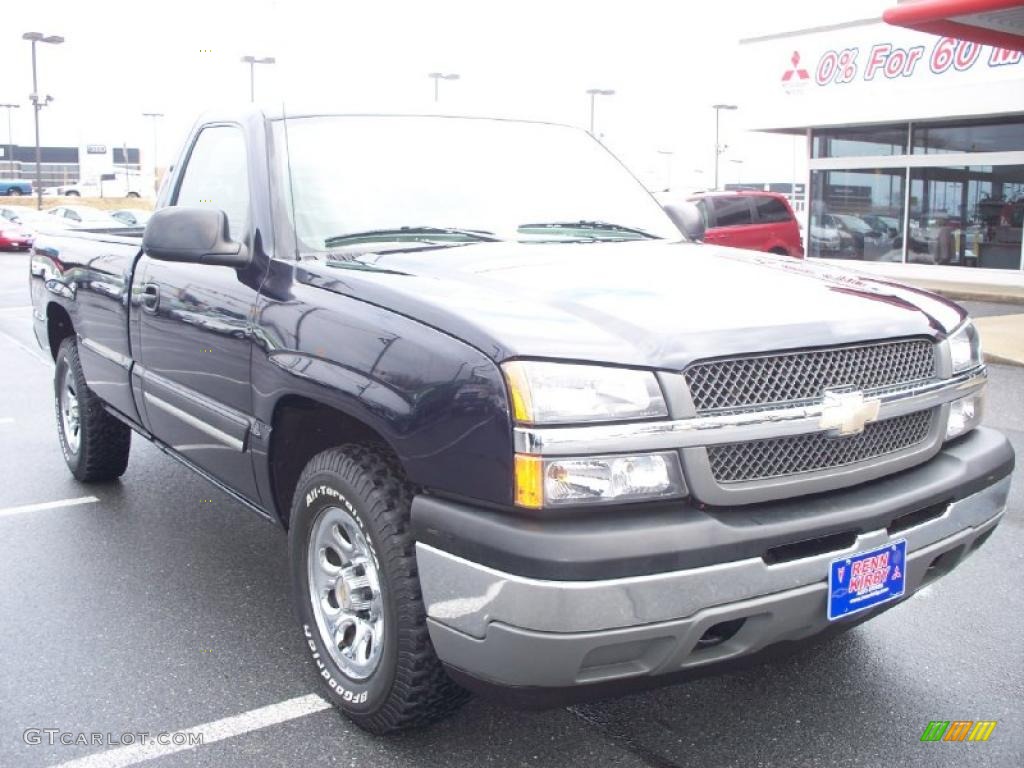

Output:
xmin=54 ymin=337 xmax=131 ymax=481
xmin=289 ymin=445 xmax=469 ymax=734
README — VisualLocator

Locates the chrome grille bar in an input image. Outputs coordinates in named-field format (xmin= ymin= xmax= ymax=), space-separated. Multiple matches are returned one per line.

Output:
xmin=513 ymin=370 xmax=985 ymax=457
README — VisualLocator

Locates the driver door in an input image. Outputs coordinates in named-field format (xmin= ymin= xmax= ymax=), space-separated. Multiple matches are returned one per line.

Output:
xmin=134 ymin=124 xmax=264 ymax=502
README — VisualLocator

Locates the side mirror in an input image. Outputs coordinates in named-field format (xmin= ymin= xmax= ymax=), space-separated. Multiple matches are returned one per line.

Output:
xmin=142 ymin=207 xmax=250 ymax=269
xmin=663 ymin=202 xmax=705 ymax=242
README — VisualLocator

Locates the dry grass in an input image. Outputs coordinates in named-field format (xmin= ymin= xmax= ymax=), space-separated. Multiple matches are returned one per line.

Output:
xmin=0 ymin=196 xmax=155 ymax=211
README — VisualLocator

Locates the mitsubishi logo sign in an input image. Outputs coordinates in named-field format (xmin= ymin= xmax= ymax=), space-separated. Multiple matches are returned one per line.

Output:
xmin=781 ymin=51 xmax=810 ymax=82
xmin=819 ymin=391 xmax=881 ymax=437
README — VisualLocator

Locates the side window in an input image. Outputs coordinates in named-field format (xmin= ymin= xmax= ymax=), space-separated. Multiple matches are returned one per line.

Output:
xmin=174 ymin=126 xmax=249 ymax=240
xmin=710 ymin=197 xmax=753 ymax=228
xmin=65 ymin=209 xmax=81 ymax=222
xmin=754 ymin=197 xmax=792 ymax=223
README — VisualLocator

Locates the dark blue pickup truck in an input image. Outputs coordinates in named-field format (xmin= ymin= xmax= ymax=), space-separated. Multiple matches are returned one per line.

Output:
xmin=29 ymin=109 xmax=1013 ymax=734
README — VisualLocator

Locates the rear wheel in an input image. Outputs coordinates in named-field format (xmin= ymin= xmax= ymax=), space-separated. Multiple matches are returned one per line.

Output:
xmin=289 ymin=445 xmax=469 ymax=734
xmin=7 ymin=188 xmax=22 ymax=196
xmin=54 ymin=337 xmax=131 ymax=481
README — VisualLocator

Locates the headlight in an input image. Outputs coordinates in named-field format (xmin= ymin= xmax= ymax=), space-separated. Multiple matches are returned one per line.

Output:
xmin=947 ymin=321 xmax=983 ymax=373
xmin=514 ymin=452 xmax=686 ymax=508
xmin=946 ymin=391 xmax=984 ymax=441
xmin=502 ymin=361 xmax=667 ymax=424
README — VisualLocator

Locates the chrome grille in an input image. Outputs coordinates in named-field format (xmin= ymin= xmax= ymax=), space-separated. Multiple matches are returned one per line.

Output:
xmin=707 ymin=410 xmax=935 ymax=484
xmin=684 ymin=339 xmax=936 ymax=414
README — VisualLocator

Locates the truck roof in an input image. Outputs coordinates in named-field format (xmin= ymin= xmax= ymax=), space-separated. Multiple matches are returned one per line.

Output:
xmin=194 ymin=104 xmax=575 ymax=130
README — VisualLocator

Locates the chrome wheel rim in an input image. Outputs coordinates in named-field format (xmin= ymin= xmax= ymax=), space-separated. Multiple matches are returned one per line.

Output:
xmin=60 ymin=367 xmax=81 ymax=454
xmin=307 ymin=505 xmax=385 ymax=680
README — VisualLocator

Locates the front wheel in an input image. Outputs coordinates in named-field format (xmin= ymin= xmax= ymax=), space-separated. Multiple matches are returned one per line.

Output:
xmin=7 ymin=188 xmax=22 ymax=196
xmin=54 ymin=337 xmax=131 ymax=481
xmin=289 ymin=445 xmax=469 ymax=734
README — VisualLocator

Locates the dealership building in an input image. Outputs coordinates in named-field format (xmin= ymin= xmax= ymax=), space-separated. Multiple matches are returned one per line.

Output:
xmin=741 ymin=9 xmax=1024 ymax=272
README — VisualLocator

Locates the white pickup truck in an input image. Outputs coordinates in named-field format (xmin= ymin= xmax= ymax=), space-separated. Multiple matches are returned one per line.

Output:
xmin=45 ymin=170 xmax=152 ymax=198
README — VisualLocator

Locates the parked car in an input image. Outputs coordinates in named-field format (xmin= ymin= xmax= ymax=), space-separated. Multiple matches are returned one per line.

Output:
xmin=109 ymin=208 xmax=152 ymax=226
xmin=0 ymin=179 xmax=32 ymax=196
xmin=687 ymin=191 xmax=803 ymax=257
xmin=861 ymin=213 xmax=901 ymax=238
xmin=0 ymin=221 xmax=33 ymax=250
xmin=820 ymin=213 xmax=894 ymax=260
xmin=45 ymin=205 xmax=127 ymax=229
xmin=44 ymin=170 xmax=151 ymax=199
xmin=809 ymin=221 xmax=844 ymax=255
xmin=5 ymin=208 xmax=63 ymax=234
xmin=29 ymin=109 xmax=1011 ymax=736
xmin=1 ymin=206 xmax=25 ymax=224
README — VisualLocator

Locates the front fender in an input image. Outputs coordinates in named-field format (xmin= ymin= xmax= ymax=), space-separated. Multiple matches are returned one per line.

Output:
xmin=250 ymin=278 xmax=514 ymax=508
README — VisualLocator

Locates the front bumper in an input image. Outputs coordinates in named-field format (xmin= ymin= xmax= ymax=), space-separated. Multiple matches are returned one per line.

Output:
xmin=416 ymin=428 xmax=1012 ymax=694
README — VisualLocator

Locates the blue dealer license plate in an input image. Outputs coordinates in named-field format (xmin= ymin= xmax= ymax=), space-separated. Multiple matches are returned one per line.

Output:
xmin=828 ymin=539 xmax=907 ymax=621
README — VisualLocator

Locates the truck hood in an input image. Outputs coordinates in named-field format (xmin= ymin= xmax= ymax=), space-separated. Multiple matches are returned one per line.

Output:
xmin=294 ymin=240 xmax=966 ymax=369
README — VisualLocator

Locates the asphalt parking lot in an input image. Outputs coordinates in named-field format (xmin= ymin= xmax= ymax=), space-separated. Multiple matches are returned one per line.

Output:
xmin=0 ymin=250 xmax=1021 ymax=768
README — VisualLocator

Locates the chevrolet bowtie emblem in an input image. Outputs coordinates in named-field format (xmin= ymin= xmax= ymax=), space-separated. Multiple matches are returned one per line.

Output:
xmin=818 ymin=390 xmax=881 ymax=436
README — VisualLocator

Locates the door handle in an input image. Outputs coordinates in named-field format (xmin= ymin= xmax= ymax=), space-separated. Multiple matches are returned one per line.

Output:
xmin=140 ymin=283 xmax=160 ymax=314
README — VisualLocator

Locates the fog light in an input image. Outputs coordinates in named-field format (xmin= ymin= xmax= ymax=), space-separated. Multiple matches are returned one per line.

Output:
xmin=946 ymin=392 xmax=983 ymax=441
xmin=515 ymin=451 xmax=686 ymax=508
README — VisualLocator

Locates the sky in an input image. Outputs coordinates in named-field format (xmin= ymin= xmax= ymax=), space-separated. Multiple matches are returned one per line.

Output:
xmin=2 ymin=0 xmax=892 ymax=192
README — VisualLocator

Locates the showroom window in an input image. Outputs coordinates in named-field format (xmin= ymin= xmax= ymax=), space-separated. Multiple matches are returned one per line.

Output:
xmin=808 ymin=168 xmax=906 ymax=261
xmin=908 ymin=165 xmax=1024 ymax=270
xmin=811 ymin=125 xmax=907 ymax=158
xmin=912 ymin=118 xmax=1024 ymax=155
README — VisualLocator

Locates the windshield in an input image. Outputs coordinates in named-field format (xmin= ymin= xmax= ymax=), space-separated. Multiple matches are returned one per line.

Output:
xmin=274 ymin=115 xmax=680 ymax=253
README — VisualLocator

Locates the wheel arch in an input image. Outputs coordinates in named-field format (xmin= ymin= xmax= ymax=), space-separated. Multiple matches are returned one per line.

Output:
xmin=46 ymin=302 xmax=75 ymax=360
xmin=266 ymin=394 xmax=398 ymax=528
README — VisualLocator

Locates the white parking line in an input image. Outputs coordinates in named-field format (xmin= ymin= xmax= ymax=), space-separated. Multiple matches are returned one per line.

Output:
xmin=50 ymin=694 xmax=332 ymax=768
xmin=0 ymin=328 xmax=49 ymax=366
xmin=0 ymin=496 xmax=100 ymax=519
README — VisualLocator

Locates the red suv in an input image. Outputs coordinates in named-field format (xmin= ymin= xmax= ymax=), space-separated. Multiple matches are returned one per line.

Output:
xmin=688 ymin=191 xmax=803 ymax=258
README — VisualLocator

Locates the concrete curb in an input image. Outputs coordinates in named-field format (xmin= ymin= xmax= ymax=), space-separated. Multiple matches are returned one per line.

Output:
xmin=922 ymin=287 xmax=1024 ymax=306
xmin=984 ymin=352 xmax=1024 ymax=368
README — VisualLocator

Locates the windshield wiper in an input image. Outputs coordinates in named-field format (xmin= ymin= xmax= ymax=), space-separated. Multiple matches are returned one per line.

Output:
xmin=517 ymin=220 xmax=659 ymax=240
xmin=324 ymin=226 xmax=501 ymax=248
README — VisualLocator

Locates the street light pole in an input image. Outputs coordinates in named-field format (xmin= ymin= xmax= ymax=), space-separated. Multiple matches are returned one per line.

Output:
xmin=712 ymin=104 xmax=737 ymax=191
xmin=427 ymin=72 xmax=460 ymax=103
xmin=586 ymin=88 xmax=615 ymax=136
xmin=240 ymin=56 xmax=276 ymax=102
xmin=142 ymin=112 xmax=164 ymax=195
xmin=0 ymin=104 xmax=18 ymax=174
xmin=23 ymin=32 xmax=64 ymax=211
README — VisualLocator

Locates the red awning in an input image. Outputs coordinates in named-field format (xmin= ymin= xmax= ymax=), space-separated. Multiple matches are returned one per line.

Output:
xmin=883 ymin=0 xmax=1024 ymax=51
